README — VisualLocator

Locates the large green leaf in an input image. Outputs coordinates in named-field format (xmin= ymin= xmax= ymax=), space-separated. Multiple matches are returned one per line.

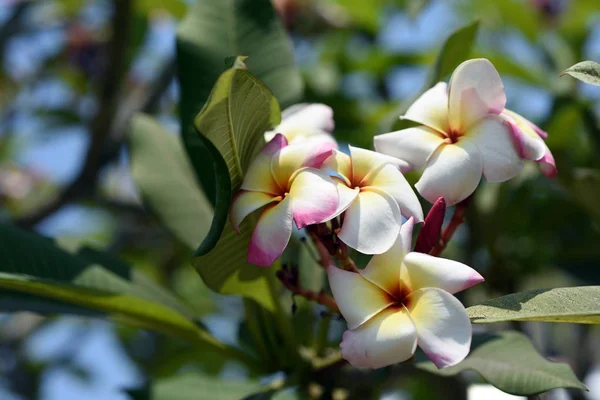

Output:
xmin=0 ymin=224 xmax=259 ymax=367
xmin=427 ymin=20 xmax=479 ymax=86
xmin=193 ymin=66 xmax=280 ymax=255
xmin=468 ymin=286 xmax=600 ymax=324
xmin=561 ymin=61 xmax=600 ymax=86
xmin=129 ymin=113 xmax=213 ymax=250
xmin=128 ymin=113 xmax=275 ymax=310
xmin=416 ymin=331 xmax=586 ymax=395
xmin=128 ymin=373 xmax=262 ymax=400
xmin=0 ymin=223 xmax=195 ymax=318
xmin=176 ymin=0 xmax=302 ymax=202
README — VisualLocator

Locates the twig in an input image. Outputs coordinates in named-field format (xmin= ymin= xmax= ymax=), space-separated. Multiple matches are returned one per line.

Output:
xmin=307 ymin=223 xmax=359 ymax=273
xmin=429 ymin=196 xmax=472 ymax=257
xmin=276 ymin=268 xmax=339 ymax=312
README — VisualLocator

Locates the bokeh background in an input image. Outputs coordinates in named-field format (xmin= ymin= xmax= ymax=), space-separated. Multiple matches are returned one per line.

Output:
xmin=1 ymin=0 xmax=600 ymax=399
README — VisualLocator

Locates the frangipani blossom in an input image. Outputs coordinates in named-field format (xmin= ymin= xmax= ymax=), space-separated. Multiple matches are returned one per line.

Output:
xmin=327 ymin=218 xmax=483 ymax=369
xmin=231 ymin=134 xmax=339 ymax=266
xmin=264 ymin=103 xmax=337 ymax=148
xmin=322 ymin=146 xmax=423 ymax=254
xmin=374 ymin=58 xmax=556 ymax=205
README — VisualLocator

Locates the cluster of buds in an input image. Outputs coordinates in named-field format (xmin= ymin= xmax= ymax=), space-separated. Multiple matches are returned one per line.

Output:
xmin=230 ymin=59 xmax=556 ymax=369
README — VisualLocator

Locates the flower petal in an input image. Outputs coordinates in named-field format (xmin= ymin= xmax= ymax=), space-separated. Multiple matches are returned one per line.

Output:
xmin=361 ymin=218 xmax=415 ymax=296
xmin=289 ymin=168 xmax=339 ymax=229
xmin=406 ymin=288 xmax=472 ymax=368
xmin=248 ymin=196 xmax=293 ymax=266
xmin=340 ymin=307 xmax=417 ymax=369
xmin=363 ymin=163 xmax=424 ymax=222
xmin=401 ymin=252 xmax=484 ymax=294
xmin=331 ymin=177 xmax=360 ymax=217
xmin=270 ymin=142 xmax=334 ymax=189
xmin=538 ymin=143 xmax=557 ymax=178
xmin=350 ymin=146 xmax=410 ymax=184
xmin=502 ymin=110 xmax=546 ymax=161
xmin=241 ymin=134 xmax=288 ymax=194
xmin=265 ymin=104 xmax=334 ymax=144
xmin=322 ymin=148 xmax=353 ymax=183
xmin=280 ymin=103 xmax=335 ymax=132
xmin=415 ymin=140 xmax=483 ymax=205
xmin=338 ymin=188 xmax=402 ymax=254
xmin=448 ymin=59 xmax=506 ymax=133
xmin=402 ymin=82 xmax=450 ymax=133
xmin=230 ymin=190 xmax=278 ymax=233
xmin=327 ymin=265 xmax=394 ymax=330
xmin=467 ymin=116 xmax=524 ymax=183
xmin=400 ymin=217 xmax=415 ymax=255
xmin=373 ymin=126 xmax=445 ymax=172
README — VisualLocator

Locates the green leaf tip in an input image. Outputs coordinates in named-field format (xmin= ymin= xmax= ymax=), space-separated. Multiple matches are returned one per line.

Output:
xmin=561 ymin=60 xmax=600 ymax=86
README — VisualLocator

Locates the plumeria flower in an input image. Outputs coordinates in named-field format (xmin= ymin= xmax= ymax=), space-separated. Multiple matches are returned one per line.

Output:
xmin=230 ymin=134 xmax=339 ymax=266
xmin=374 ymin=58 xmax=556 ymax=205
xmin=327 ymin=218 xmax=484 ymax=369
xmin=264 ymin=103 xmax=337 ymax=148
xmin=322 ymin=147 xmax=423 ymax=254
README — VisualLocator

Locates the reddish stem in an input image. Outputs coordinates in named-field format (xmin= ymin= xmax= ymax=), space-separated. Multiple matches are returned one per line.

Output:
xmin=429 ymin=196 xmax=472 ymax=257
xmin=276 ymin=269 xmax=339 ymax=312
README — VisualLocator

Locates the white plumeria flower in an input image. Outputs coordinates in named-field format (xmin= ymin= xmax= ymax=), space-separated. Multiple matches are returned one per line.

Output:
xmin=230 ymin=134 xmax=339 ymax=266
xmin=322 ymin=146 xmax=423 ymax=254
xmin=374 ymin=58 xmax=556 ymax=205
xmin=327 ymin=218 xmax=484 ymax=369
xmin=264 ymin=103 xmax=338 ymax=148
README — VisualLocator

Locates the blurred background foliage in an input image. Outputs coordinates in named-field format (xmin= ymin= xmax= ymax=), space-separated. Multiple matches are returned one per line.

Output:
xmin=0 ymin=0 xmax=600 ymax=399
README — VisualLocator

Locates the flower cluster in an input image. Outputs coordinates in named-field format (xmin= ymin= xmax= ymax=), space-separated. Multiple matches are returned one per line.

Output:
xmin=230 ymin=59 xmax=556 ymax=369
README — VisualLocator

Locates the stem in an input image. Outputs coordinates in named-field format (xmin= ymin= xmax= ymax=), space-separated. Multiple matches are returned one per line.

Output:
xmin=276 ymin=269 xmax=339 ymax=312
xmin=429 ymin=196 xmax=472 ymax=257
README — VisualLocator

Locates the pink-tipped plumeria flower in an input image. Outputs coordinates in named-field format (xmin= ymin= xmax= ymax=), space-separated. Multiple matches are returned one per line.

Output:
xmin=231 ymin=134 xmax=339 ymax=266
xmin=322 ymin=146 xmax=423 ymax=254
xmin=264 ymin=103 xmax=338 ymax=148
xmin=327 ymin=218 xmax=483 ymax=369
xmin=374 ymin=58 xmax=556 ymax=205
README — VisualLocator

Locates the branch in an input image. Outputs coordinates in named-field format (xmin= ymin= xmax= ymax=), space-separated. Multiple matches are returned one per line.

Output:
xmin=429 ymin=196 xmax=472 ymax=257
xmin=276 ymin=267 xmax=339 ymax=312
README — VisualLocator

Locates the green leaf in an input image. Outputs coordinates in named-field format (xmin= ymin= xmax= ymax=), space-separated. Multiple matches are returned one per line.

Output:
xmin=128 ymin=113 xmax=275 ymax=310
xmin=0 ymin=223 xmax=260 ymax=369
xmin=188 ymin=67 xmax=280 ymax=312
xmin=193 ymin=67 xmax=280 ymax=255
xmin=176 ymin=0 xmax=302 ymax=202
xmin=0 ymin=223 xmax=195 ymax=319
xmin=135 ymin=0 xmax=187 ymax=18
xmin=468 ymin=286 xmax=600 ymax=324
xmin=561 ymin=61 xmax=600 ymax=86
xmin=416 ymin=331 xmax=586 ymax=395
xmin=129 ymin=373 xmax=262 ymax=400
xmin=428 ymin=20 xmax=479 ymax=86
xmin=129 ymin=113 xmax=213 ymax=250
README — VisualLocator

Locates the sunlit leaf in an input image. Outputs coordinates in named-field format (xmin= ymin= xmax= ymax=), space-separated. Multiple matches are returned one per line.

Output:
xmin=561 ymin=61 xmax=600 ymax=86
xmin=416 ymin=331 xmax=586 ymax=395
xmin=468 ymin=286 xmax=600 ymax=324
xmin=177 ymin=0 xmax=302 ymax=202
